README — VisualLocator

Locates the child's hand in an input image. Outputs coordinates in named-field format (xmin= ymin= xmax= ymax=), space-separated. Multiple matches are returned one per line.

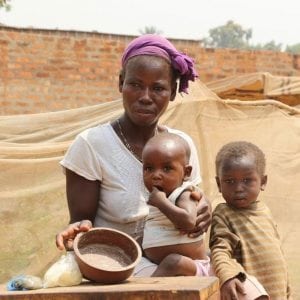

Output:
xmin=220 ymin=278 xmax=246 ymax=300
xmin=148 ymin=187 xmax=167 ymax=207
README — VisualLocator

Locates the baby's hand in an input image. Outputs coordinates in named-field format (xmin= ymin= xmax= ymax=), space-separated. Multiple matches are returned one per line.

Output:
xmin=148 ymin=187 xmax=167 ymax=207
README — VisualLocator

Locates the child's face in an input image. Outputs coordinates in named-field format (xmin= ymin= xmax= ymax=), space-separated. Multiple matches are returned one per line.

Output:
xmin=143 ymin=144 xmax=191 ymax=197
xmin=216 ymin=154 xmax=267 ymax=209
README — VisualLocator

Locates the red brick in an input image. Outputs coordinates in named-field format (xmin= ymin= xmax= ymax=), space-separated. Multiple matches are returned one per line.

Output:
xmin=0 ymin=26 xmax=299 ymax=115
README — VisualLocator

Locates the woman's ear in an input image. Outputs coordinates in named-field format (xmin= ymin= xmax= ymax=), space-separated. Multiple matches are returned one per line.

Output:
xmin=215 ymin=176 xmax=221 ymax=192
xmin=184 ymin=165 xmax=192 ymax=180
xmin=118 ymin=70 xmax=124 ymax=93
xmin=170 ymin=82 xmax=177 ymax=102
xmin=260 ymin=175 xmax=268 ymax=191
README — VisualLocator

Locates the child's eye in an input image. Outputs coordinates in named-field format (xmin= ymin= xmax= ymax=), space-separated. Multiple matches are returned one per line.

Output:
xmin=225 ymin=179 xmax=235 ymax=184
xmin=154 ymin=86 xmax=164 ymax=92
xmin=144 ymin=166 xmax=153 ymax=172
xmin=163 ymin=166 xmax=172 ymax=172
xmin=243 ymin=178 xmax=253 ymax=184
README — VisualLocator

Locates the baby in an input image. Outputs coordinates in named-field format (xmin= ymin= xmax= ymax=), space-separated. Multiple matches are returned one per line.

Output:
xmin=141 ymin=132 xmax=211 ymax=277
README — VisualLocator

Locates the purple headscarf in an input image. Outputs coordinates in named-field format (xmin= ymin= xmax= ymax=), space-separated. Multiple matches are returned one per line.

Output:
xmin=121 ymin=34 xmax=198 ymax=94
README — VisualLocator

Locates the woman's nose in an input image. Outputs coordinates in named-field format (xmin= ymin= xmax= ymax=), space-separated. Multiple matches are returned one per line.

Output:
xmin=139 ymin=88 xmax=152 ymax=103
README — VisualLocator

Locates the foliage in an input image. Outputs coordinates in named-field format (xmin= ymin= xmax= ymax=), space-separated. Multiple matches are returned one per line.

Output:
xmin=0 ymin=0 xmax=11 ymax=11
xmin=286 ymin=43 xmax=300 ymax=54
xmin=202 ymin=20 xmax=299 ymax=53
xmin=203 ymin=20 xmax=252 ymax=49
xmin=250 ymin=40 xmax=282 ymax=52
xmin=139 ymin=26 xmax=163 ymax=35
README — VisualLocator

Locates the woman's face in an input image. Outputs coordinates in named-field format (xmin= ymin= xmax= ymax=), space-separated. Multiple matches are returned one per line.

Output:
xmin=119 ymin=55 xmax=177 ymax=126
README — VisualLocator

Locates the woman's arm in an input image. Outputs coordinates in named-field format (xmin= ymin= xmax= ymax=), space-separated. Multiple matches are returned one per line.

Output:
xmin=194 ymin=192 xmax=212 ymax=233
xmin=66 ymin=168 xmax=99 ymax=223
xmin=56 ymin=168 xmax=100 ymax=250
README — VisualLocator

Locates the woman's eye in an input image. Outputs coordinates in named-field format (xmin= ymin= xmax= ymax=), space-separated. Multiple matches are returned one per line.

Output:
xmin=128 ymin=82 xmax=140 ymax=88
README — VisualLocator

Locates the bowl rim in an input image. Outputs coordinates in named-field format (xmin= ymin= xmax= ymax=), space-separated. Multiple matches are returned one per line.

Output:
xmin=73 ymin=227 xmax=142 ymax=272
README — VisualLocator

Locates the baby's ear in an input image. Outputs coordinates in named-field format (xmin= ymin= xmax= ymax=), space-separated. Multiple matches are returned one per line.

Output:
xmin=260 ymin=175 xmax=268 ymax=191
xmin=184 ymin=165 xmax=192 ymax=179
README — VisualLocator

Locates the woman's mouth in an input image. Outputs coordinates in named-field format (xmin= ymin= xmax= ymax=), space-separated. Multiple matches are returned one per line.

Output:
xmin=136 ymin=108 xmax=155 ymax=115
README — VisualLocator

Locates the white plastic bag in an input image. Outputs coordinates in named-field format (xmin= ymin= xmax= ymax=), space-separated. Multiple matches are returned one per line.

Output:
xmin=43 ymin=251 xmax=82 ymax=288
xmin=7 ymin=275 xmax=43 ymax=290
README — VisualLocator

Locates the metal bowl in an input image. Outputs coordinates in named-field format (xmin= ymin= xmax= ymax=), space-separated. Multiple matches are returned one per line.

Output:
xmin=73 ymin=227 xmax=142 ymax=284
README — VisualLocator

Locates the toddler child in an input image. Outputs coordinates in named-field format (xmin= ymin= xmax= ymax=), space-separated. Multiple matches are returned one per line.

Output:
xmin=210 ymin=141 xmax=291 ymax=299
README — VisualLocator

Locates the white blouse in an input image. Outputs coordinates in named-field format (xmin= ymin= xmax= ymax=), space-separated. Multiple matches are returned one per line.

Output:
xmin=60 ymin=123 xmax=201 ymax=240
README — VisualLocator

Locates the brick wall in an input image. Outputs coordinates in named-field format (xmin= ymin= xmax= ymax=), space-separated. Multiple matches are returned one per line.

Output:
xmin=0 ymin=25 xmax=299 ymax=115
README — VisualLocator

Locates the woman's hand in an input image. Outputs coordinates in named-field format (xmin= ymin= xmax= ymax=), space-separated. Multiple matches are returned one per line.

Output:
xmin=55 ymin=220 xmax=92 ymax=251
xmin=182 ymin=189 xmax=212 ymax=237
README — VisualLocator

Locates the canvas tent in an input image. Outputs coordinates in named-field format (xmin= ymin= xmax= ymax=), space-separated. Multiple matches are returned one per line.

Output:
xmin=1 ymin=76 xmax=300 ymax=297
xmin=207 ymin=72 xmax=300 ymax=106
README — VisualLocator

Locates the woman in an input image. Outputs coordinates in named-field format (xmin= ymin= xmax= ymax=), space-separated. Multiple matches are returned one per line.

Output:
xmin=56 ymin=34 xmax=212 ymax=276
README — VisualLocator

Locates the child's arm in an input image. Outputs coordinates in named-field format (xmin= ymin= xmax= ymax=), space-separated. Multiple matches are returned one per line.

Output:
xmin=148 ymin=187 xmax=197 ymax=230
xmin=209 ymin=207 xmax=246 ymax=292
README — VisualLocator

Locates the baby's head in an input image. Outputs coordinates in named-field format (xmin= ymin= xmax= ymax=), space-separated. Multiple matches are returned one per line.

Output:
xmin=215 ymin=141 xmax=267 ymax=209
xmin=142 ymin=132 xmax=192 ymax=196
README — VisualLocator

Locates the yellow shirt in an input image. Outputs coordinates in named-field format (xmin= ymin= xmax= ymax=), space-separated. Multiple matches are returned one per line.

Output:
xmin=209 ymin=201 xmax=291 ymax=299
